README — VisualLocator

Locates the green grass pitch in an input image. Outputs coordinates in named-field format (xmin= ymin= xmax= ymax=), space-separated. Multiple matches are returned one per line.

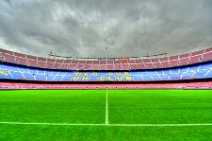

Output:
xmin=0 ymin=89 xmax=212 ymax=141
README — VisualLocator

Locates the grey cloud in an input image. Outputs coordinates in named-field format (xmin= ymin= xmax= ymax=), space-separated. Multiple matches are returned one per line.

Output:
xmin=0 ymin=0 xmax=212 ymax=58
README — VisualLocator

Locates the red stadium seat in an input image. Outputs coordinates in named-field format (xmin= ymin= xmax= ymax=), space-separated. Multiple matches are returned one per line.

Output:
xmin=0 ymin=47 xmax=211 ymax=70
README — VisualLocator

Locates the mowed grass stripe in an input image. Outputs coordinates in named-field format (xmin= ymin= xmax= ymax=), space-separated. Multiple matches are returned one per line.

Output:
xmin=109 ymin=90 xmax=212 ymax=124
xmin=0 ymin=90 xmax=106 ymax=124
xmin=105 ymin=89 xmax=109 ymax=125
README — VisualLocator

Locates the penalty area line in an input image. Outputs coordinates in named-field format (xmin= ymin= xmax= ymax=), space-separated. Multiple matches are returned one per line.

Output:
xmin=1 ymin=121 xmax=212 ymax=127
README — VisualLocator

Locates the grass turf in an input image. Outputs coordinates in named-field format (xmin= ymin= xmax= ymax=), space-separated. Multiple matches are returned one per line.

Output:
xmin=0 ymin=90 xmax=212 ymax=141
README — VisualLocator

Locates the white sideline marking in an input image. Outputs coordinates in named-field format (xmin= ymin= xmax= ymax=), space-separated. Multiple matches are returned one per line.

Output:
xmin=105 ymin=89 xmax=109 ymax=125
xmin=1 ymin=121 xmax=212 ymax=127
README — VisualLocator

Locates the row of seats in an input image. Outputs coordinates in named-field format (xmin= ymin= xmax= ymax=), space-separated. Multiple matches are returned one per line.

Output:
xmin=0 ymin=48 xmax=211 ymax=70
xmin=0 ymin=81 xmax=211 ymax=89
xmin=0 ymin=62 xmax=211 ymax=82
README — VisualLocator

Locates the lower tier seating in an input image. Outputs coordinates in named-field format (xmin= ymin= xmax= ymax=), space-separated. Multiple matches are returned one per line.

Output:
xmin=0 ymin=81 xmax=211 ymax=89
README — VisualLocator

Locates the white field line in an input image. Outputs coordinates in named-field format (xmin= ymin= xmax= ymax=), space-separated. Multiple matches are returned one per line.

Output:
xmin=105 ymin=89 xmax=109 ymax=125
xmin=1 ymin=121 xmax=212 ymax=127
xmin=0 ymin=121 xmax=104 ymax=126
xmin=109 ymin=123 xmax=212 ymax=127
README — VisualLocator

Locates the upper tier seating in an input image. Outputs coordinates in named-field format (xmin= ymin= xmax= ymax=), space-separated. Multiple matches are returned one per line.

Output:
xmin=0 ymin=48 xmax=212 ymax=71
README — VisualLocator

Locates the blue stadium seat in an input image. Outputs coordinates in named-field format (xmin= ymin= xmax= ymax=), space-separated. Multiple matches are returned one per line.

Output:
xmin=0 ymin=62 xmax=211 ymax=82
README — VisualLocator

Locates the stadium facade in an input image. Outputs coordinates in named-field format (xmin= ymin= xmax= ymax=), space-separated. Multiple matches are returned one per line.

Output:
xmin=0 ymin=48 xmax=211 ymax=89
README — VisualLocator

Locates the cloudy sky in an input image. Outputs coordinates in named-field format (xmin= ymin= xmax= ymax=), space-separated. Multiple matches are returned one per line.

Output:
xmin=0 ymin=0 xmax=212 ymax=58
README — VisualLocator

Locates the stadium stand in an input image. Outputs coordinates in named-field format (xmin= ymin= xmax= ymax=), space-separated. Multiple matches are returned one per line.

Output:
xmin=0 ymin=48 xmax=211 ymax=89
xmin=0 ymin=47 xmax=212 ymax=70
xmin=0 ymin=62 xmax=211 ymax=82
xmin=0 ymin=81 xmax=211 ymax=90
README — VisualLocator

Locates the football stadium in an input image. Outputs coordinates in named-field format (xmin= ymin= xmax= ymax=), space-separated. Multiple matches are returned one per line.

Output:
xmin=0 ymin=0 xmax=212 ymax=141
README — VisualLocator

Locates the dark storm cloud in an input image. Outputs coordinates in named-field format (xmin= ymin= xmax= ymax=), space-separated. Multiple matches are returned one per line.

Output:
xmin=0 ymin=0 xmax=212 ymax=58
